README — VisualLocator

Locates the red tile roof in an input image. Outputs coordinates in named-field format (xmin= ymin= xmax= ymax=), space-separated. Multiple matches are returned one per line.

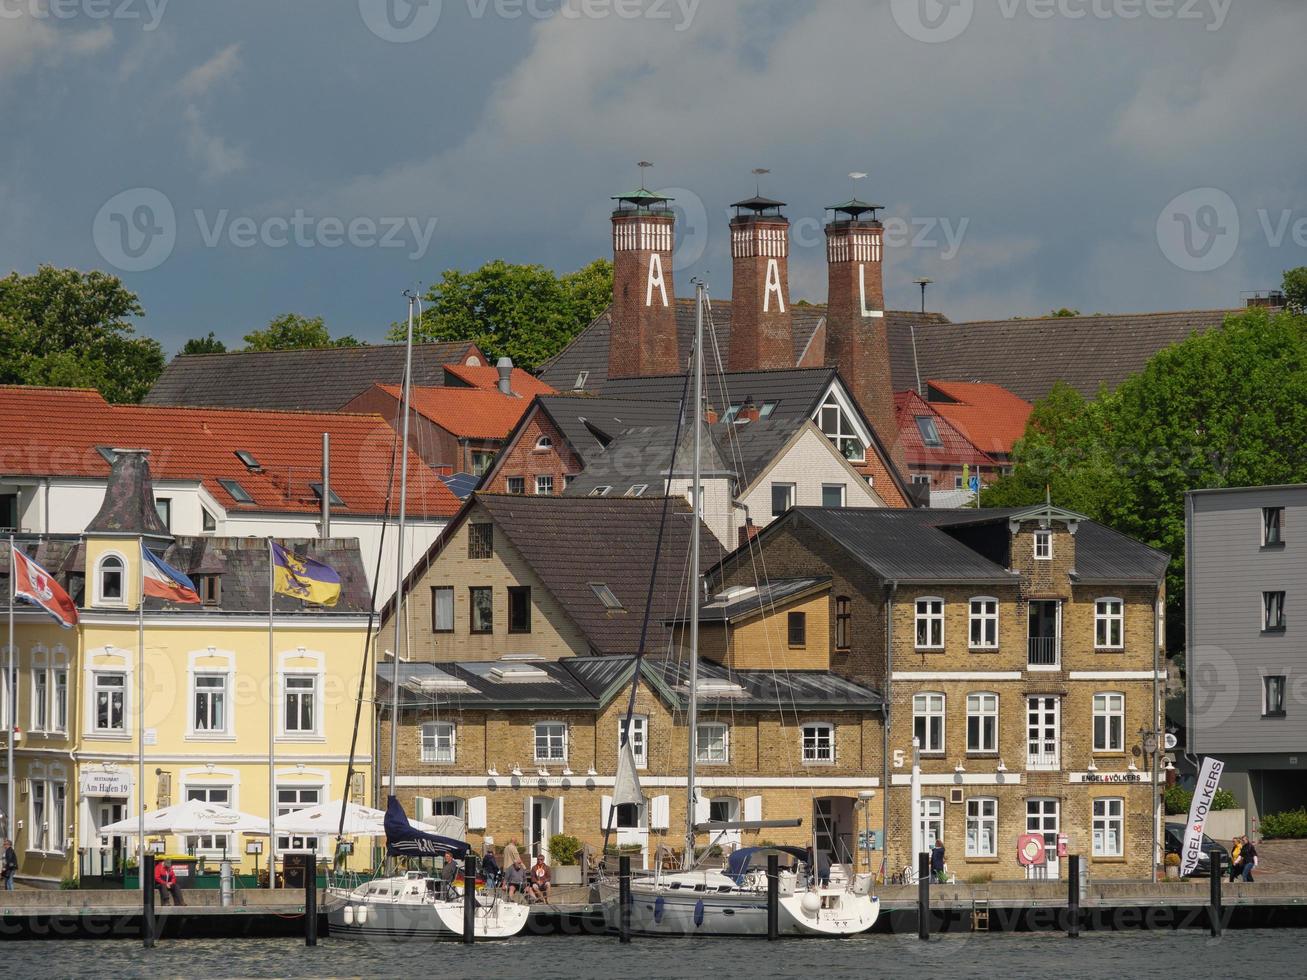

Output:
xmin=926 ymin=380 xmax=1033 ymax=457
xmin=379 ymin=383 xmax=547 ymax=440
xmin=0 ymin=386 xmax=460 ymax=517
xmin=895 ymin=390 xmax=995 ymax=467
xmin=443 ymin=364 xmax=554 ymax=397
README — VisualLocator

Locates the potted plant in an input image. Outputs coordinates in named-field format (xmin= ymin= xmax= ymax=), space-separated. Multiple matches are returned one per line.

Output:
xmin=548 ymin=834 xmax=583 ymax=885
xmin=1164 ymin=852 xmax=1181 ymax=880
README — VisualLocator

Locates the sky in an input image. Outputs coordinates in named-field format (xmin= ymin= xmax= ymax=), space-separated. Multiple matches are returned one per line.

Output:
xmin=2 ymin=0 xmax=1305 ymax=355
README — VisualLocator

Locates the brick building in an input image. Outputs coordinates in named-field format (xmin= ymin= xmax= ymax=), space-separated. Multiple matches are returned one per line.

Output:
xmin=895 ymin=390 xmax=999 ymax=500
xmin=707 ymin=503 xmax=1170 ymax=881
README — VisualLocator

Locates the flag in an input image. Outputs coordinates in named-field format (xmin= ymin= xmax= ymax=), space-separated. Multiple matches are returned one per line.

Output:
xmin=384 ymin=796 xmax=468 ymax=859
xmin=1180 ymin=756 xmax=1225 ymax=876
xmin=142 ymin=548 xmax=201 ymax=604
xmin=270 ymin=541 xmax=341 ymax=607
xmin=11 ymin=546 xmax=79 ymax=629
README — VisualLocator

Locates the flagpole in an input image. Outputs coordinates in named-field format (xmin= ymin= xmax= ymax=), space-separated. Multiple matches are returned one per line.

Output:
xmin=267 ymin=538 xmax=276 ymax=889
xmin=137 ymin=535 xmax=146 ymax=894
xmin=6 ymin=535 xmax=15 ymax=850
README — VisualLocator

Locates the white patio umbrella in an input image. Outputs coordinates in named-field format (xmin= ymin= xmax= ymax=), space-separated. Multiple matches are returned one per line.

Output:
xmin=99 ymin=798 xmax=270 ymax=836
xmin=274 ymin=799 xmax=463 ymax=840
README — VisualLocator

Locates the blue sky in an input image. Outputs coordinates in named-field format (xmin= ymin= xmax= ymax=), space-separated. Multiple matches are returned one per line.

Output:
xmin=2 ymin=0 xmax=1304 ymax=354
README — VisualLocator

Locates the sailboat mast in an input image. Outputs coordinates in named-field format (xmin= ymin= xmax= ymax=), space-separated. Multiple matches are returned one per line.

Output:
xmin=388 ymin=293 xmax=417 ymax=799
xmin=684 ymin=281 xmax=705 ymax=863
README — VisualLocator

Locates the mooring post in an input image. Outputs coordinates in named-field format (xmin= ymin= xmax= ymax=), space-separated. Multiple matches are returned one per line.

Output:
xmin=305 ymin=852 xmax=318 ymax=946
xmin=463 ymin=854 xmax=478 ymax=945
xmin=918 ymin=851 xmax=930 ymax=941
xmin=619 ymin=855 xmax=632 ymax=944
xmin=1067 ymin=854 xmax=1080 ymax=938
xmin=1209 ymin=852 xmax=1222 ymax=938
xmin=767 ymin=852 xmax=779 ymax=941
xmin=141 ymin=854 xmax=156 ymax=948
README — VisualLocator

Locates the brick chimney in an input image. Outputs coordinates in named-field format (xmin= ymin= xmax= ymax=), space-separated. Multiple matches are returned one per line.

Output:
xmin=735 ymin=396 xmax=761 ymax=425
xmin=823 ymin=197 xmax=904 ymax=474
xmin=609 ymin=188 xmax=680 ymax=379
xmin=728 ymin=195 xmax=792 ymax=371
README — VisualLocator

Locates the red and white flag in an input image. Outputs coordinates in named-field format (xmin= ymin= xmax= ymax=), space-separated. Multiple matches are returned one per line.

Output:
xmin=11 ymin=545 xmax=79 ymax=629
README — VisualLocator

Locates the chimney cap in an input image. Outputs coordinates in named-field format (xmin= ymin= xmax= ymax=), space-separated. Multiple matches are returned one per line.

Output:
xmin=612 ymin=188 xmax=674 ymax=214
xmin=731 ymin=195 xmax=787 ymax=217
xmin=825 ymin=198 xmax=884 ymax=221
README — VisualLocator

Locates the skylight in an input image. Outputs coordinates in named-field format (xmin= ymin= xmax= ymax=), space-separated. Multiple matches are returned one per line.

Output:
xmin=218 ymin=478 xmax=255 ymax=504
xmin=759 ymin=401 xmax=779 ymax=419
xmin=488 ymin=663 xmax=551 ymax=683
xmin=309 ymin=482 xmax=345 ymax=507
xmin=234 ymin=450 xmax=262 ymax=472
xmin=589 ymin=486 xmax=612 ymax=497
xmin=915 ymin=416 xmax=943 ymax=448
xmin=574 ymin=371 xmax=589 ymax=391
xmin=590 ymin=583 xmax=624 ymax=611
xmin=626 ymin=485 xmax=648 ymax=497
xmin=405 ymin=671 xmax=470 ymax=694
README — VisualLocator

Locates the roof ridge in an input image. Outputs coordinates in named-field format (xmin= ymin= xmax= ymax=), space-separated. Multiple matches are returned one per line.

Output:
xmin=0 ymin=384 xmax=106 ymax=395
xmin=169 ymin=339 xmax=472 ymax=361
xmin=948 ymin=308 xmax=1240 ymax=327
xmin=101 ymin=401 xmax=394 ymax=422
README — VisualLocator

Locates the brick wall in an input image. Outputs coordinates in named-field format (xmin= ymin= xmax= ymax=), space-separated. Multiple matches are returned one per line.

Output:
xmin=490 ymin=411 xmax=582 ymax=495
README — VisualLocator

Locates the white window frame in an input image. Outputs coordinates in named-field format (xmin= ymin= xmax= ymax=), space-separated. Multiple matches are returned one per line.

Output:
xmin=1092 ymin=797 xmax=1124 ymax=857
xmin=92 ymin=671 xmax=127 ymax=734
xmin=968 ymin=597 xmax=998 ymax=650
xmin=535 ymin=474 xmax=554 ymax=496
xmin=1093 ymin=692 xmax=1125 ymax=753
xmin=815 ymin=390 xmax=867 ymax=462
xmin=534 ymin=721 xmax=568 ymax=762
xmin=1094 ymin=598 xmax=1124 ymax=650
xmin=966 ymin=692 xmax=999 ymax=754
xmin=771 ymin=482 xmax=796 ymax=517
xmin=915 ymin=597 xmax=945 ymax=650
xmin=53 ymin=666 xmax=68 ymax=734
xmin=276 ymin=784 xmax=323 ymax=855
xmin=1033 ymin=529 xmax=1052 ymax=560
xmin=421 ymin=720 xmax=456 ymax=764
xmin=801 ymin=722 xmax=835 ymax=764
xmin=821 ymin=483 xmax=846 ymax=508
xmin=919 ymin=797 xmax=944 ymax=851
xmin=0 ymin=658 xmax=14 ymax=731
xmin=94 ymin=551 xmax=128 ymax=607
xmin=32 ymin=667 xmax=49 ymax=733
xmin=619 ymin=714 xmax=648 ymax=769
xmin=965 ymin=797 xmax=998 ymax=857
xmin=696 ymin=722 xmax=729 ymax=765
xmin=282 ymin=673 xmax=319 ymax=737
xmin=506 ymin=476 xmax=525 ymax=495
xmin=30 ymin=779 xmax=48 ymax=852
xmin=183 ymin=784 xmax=234 ymax=857
xmin=534 ymin=435 xmax=553 ymax=451
xmin=914 ymin=692 xmax=946 ymax=754
xmin=190 ymin=672 xmax=230 ymax=737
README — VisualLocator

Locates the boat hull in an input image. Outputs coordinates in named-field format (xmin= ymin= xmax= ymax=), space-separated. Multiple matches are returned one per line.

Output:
xmin=326 ymin=888 xmax=530 ymax=941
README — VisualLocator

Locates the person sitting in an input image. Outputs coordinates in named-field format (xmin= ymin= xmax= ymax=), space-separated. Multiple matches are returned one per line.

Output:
xmin=504 ymin=856 xmax=528 ymax=901
xmin=154 ymin=859 xmax=185 ymax=907
xmin=528 ymin=854 xmax=551 ymax=903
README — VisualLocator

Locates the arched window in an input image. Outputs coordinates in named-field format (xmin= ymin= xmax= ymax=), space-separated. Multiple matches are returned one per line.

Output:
xmin=96 ymin=554 xmax=125 ymax=605
xmin=534 ymin=435 xmax=553 ymax=451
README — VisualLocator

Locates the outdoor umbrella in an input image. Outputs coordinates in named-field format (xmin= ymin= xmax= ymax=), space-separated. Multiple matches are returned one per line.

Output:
xmin=274 ymin=799 xmax=464 ymax=840
xmin=99 ymin=798 xmax=270 ymax=836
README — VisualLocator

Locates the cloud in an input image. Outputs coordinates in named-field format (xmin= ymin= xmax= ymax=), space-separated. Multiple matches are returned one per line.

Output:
xmin=0 ymin=10 xmax=111 ymax=84
xmin=183 ymin=104 xmax=247 ymax=181
xmin=179 ymin=42 xmax=242 ymax=97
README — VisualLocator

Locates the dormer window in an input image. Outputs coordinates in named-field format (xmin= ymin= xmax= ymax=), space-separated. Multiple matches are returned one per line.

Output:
xmin=534 ymin=435 xmax=553 ymax=451
xmin=1034 ymin=529 xmax=1052 ymax=560
xmin=198 ymin=575 xmax=222 ymax=606
xmin=97 ymin=554 xmax=125 ymax=606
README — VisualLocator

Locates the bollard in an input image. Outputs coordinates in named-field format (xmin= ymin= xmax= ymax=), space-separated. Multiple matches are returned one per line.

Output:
xmin=1066 ymin=855 xmax=1080 ymax=938
xmin=305 ymin=853 xmax=318 ymax=947
xmin=463 ymin=854 xmax=478 ymax=945
xmin=1209 ymin=852 xmax=1222 ymax=938
xmin=767 ymin=853 xmax=779 ymax=941
xmin=220 ymin=860 xmax=234 ymax=908
xmin=141 ymin=854 xmax=156 ymax=949
xmin=619 ymin=855 xmax=632 ymax=944
xmin=917 ymin=852 xmax=930 ymax=941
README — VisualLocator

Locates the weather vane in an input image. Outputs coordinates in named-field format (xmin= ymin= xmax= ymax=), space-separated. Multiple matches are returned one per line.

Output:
xmin=752 ymin=167 xmax=770 ymax=196
xmin=638 ymin=160 xmax=654 ymax=189
xmin=849 ymin=171 xmax=868 ymax=197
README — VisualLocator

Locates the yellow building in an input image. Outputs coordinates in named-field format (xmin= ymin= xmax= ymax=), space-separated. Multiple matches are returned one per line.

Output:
xmin=3 ymin=450 xmax=375 ymax=886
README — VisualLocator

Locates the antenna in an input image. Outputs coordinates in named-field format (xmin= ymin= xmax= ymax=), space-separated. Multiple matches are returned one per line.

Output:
xmin=637 ymin=160 xmax=654 ymax=189
xmin=914 ymin=277 xmax=933 ymax=314
xmin=751 ymin=167 xmax=770 ymax=196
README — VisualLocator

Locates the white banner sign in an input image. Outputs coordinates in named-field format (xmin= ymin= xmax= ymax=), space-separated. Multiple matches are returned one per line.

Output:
xmin=1181 ymin=756 xmax=1225 ymax=876
xmin=80 ymin=770 xmax=132 ymax=797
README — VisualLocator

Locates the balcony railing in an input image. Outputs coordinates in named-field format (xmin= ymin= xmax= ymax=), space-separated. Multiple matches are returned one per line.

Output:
xmin=1027 ymin=749 xmax=1060 ymax=770
xmin=1027 ymin=636 xmax=1060 ymax=667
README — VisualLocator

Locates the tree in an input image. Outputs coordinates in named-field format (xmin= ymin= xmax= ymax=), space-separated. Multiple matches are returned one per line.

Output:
xmin=181 ymin=332 xmax=227 ymax=355
xmin=0 ymin=265 xmax=163 ymax=403
xmin=1283 ymin=265 xmax=1307 ymax=313
xmin=242 ymin=313 xmax=361 ymax=352
xmin=1049 ymin=308 xmax=1081 ymax=317
xmin=394 ymin=258 xmax=613 ymax=370
xmin=984 ymin=297 xmax=1307 ymax=649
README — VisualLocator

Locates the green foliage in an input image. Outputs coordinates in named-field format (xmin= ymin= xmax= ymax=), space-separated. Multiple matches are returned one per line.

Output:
xmin=395 ymin=258 xmax=613 ymax=370
xmin=1163 ymin=785 xmax=1238 ymax=815
xmin=242 ymin=313 xmax=361 ymax=351
xmin=1283 ymin=266 xmax=1307 ymax=313
xmin=984 ymin=298 xmax=1307 ymax=646
xmin=1260 ymin=808 xmax=1307 ymax=839
xmin=1049 ymin=308 xmax=1081 ymax=317
xmin=59 ymin=875 xmax=81 ymax=890
xmin=548 ymin=833 xmax=582 ymax=866
xmin=0 ymin=265 xmax=163 ymax=403
xmin=181 ymin=332 xmax=228 ymax=355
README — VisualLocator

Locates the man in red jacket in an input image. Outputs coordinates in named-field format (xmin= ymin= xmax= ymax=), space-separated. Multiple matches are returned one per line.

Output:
xmin=154 ymin=859 xmax=185 ymax=906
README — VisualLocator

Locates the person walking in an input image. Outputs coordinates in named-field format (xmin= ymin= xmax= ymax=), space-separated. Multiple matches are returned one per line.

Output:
xmin=929 ymin=839 xmax=947 ymax=884
xmin=1240 ymin=838 xmax=1259 ymax=882
xmin=1228 ymin=836 xmax=1244 ymax=883
xmin=2 ymin=839 xmax=17 ymax=890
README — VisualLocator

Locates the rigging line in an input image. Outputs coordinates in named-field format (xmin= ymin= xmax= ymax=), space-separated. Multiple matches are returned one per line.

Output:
xmin=599 ymin=358 xmax=693 ymax=862
xmin=338 ymin=400 xmax=403 ymax=843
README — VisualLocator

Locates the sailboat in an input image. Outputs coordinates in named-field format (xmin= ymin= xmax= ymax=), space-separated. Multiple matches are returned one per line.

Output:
xmin=597 ymin=283 xmax=879 ymax=938
xmin=326 ymin=292 xmax=529 ymax=942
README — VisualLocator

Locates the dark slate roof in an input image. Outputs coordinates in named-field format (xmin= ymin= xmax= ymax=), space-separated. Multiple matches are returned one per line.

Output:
xmin=143 ymin=340 xmax=483 ymax=411
xmin=475 ymin=495 xmax=726 ymax=656
xmin=679 ymin=577 xmax=831 ymax=623
xmin=535 ymin=394 xmax=684 ymax=461
xmin=378 ymin=655 xmax=883 ymax=712
xmin=1066 ymin=520 xmax=1170 ymax=583
xmin=85 ymin=450 xmax=172 ymax=540
xmin=889 ymin=310 xmax=1237 ymax=401
xmin=562 ymin=421 xmax=735 ymax=498
xmin=594 ymin=367 xmax=840 ymax=420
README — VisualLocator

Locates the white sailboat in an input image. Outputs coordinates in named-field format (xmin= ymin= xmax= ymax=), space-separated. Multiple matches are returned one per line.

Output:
xmin=327 ymin=292 xmax=528 ymax=942
xmin=598 ymin=282 xmax=879 ymax=938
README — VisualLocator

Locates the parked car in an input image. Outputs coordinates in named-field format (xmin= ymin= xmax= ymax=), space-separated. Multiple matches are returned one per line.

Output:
xmin=1164 ymin=822 xmax=1230 ymax=877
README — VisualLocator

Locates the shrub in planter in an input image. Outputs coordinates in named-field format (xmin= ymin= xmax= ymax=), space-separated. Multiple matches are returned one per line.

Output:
xmin=548 ymin=833 xmax=582 ymax=866
xmin=1260 ymin=808 xmax=1307 ymax=839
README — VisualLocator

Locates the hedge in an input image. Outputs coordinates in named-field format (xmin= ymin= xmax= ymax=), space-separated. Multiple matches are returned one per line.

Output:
xmin=1260 ymin=809 xmax=1307 ymax=840
xmin=1163 ymin=785 xmax=1238 ymax=816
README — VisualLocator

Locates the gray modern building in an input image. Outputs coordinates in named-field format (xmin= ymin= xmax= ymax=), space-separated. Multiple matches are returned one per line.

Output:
xmin=1187 ymin=485 xmax=1307 ymax=827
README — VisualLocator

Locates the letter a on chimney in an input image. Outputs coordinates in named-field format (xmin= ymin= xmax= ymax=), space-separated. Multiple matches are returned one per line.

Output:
xmin=764 ymin=258 xmax=786 ymax=314
xmin=646 ymin=252 xmax=669 ymax=308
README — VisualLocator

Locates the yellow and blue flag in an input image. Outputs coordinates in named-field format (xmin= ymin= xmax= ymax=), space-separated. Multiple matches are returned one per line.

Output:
xmin=270 ymin=541 xmax=342 ymax=607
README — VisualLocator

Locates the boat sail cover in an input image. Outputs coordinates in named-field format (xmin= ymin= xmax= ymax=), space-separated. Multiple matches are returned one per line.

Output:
xmin=384 ymin=796 xmax=469 ymax=859
xmin=613 ymin=737 xmax=643 ymax=807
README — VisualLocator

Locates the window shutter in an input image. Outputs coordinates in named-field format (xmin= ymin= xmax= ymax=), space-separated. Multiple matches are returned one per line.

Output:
xmin=468 ymin=796 xmax=487 ymax=830
xmin=693 ymin=794 xmax=710 ymax=825
xmin=650 ymin=795 xmax=670 ymax=830
xmin=744 ymin=796 xmax=762 ymax=823
xmin=414 ymin=795 xmax=433 ymax=822
xmin=555 ymin=797 xmax=565 ymax=835
xmin=601 ymin=795 xmax=613 ymax=829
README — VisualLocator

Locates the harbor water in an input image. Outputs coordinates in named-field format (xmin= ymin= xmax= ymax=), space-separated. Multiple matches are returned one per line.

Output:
xmin=3 ymin=931 xmax=1302 ymax=979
